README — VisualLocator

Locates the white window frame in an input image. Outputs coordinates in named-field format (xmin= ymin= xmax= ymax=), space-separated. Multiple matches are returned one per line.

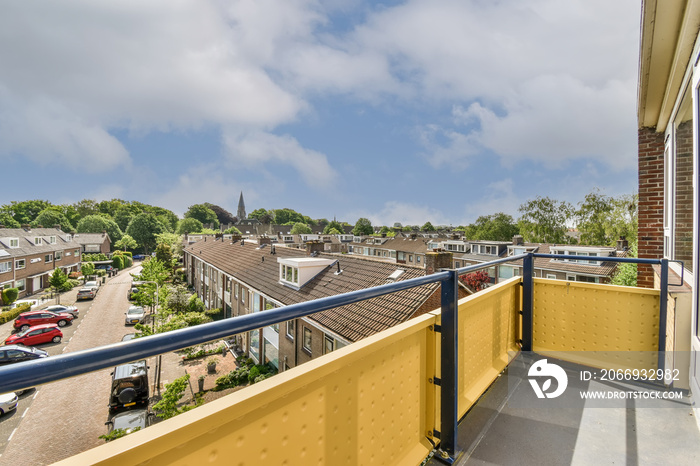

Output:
xmin=55 ymin=251 xmax=62 ymax=261
xmin=50 ymin=236 xmax=56 ymax=244
xmin=0 ymin=261 xmax=11 ymax=273
xmin=8 ymin=238 xmax=19 ymax=248
xmin=546 ymin=274 xmax=557 ymax=280
xmin=286 ymin=320 xmax=294 ymax=340
xmin=15 ymin=278 xmax=25 ymax=292
xmin=15 ymin=259 xmax=25 ymax=270
xmin=34 ymin=237 xmax=42 ymax=245
xmin=303 ymin=327 xmax=312 ymax=353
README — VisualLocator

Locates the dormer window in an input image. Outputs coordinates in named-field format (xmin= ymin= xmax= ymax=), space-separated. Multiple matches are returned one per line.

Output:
xmin=278 ymin=257 xmax=336 ymax=289
xmin=8 ymin=238 xmax=19 ymax=248
xmin=34 ymin=237 xmax=42 ymax=245
xmin=50 ymin=236 xmax=56 ymax=244
xmin=281 ymin=264 xmax=299 ymax=285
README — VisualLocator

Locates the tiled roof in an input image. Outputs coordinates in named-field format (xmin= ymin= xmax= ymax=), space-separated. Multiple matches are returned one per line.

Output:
xmin=185 ymin=239 xmax=438 ymax=342
xmin=502 ymin=244 xmax=622 ymax=277
xmin=0 ymin=228 xmax=79 ymax=258
xmin=72 ymin=233 xmax=110 ymax=245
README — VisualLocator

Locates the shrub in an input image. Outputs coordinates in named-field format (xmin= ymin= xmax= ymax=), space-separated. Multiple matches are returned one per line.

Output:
xmin=96 ymin=269 xmax=107 ymax=277
xmin=68 ymin=272 xmax=80 ymax=279
xmin=204 ymin=308 xmax=222 ymax=317
xmin=248 ymin=364 xmax=272 ymax=384
xmin=112 ymin=255 xmax=124 ymax=270
xmin=186 ymin=295 xmax=205 ymax=313
xmin=0 ymin=303 xmax=31 ymax=324
xmin=123 ymin=256 xmax=133 ymax=267
xmin=99 ymin=427 xmax=141 ymax=442
xmin=214 ymin=367 xmax=250 ymax=390
xmin=114 ymin=251 xmax=133 ymax=258
xmin=1 ymin=288 xmax=19 ymax=306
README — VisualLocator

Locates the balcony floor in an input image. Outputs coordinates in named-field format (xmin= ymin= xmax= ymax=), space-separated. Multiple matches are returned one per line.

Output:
xmin=429 ymin=353 xmax=700 ymax=466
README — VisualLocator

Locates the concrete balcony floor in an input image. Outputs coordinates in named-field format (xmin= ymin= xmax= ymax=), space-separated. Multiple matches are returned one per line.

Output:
xmin=429 ymin=354 xmax=700 ymax=466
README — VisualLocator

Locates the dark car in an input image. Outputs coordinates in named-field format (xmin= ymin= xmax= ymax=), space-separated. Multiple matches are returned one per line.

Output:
xmin=106 ymin=408 xmax=154 ymax=434
xmin=96 ymin=265 xmax=117 ymax=277
xmin=13 ymin=310 xmax=74 ymax=331
xmin=109 ymin=360 xmax=149 ymax=411
xmin=5 ymin=324 xmax=63 ymax=346
xmin=0 ymin=345 xmax=49 ymax=366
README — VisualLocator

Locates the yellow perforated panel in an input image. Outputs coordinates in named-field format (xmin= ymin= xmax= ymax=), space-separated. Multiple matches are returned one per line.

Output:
xmin=533 ymin=279 xmax=660 ymax=370
xmin=442 ymin=278 xmax=521 ymax=419
xmin=58 ymin=315 xmax=437 ymax=466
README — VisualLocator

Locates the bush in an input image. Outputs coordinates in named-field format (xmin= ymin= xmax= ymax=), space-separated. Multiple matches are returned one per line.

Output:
xmin=68 ymin=272 xmax=81 ymax=279
xmin=0 ymin=303 xmax=31 ymax=324
xmin=96 ymin=269 xmax=107 ymax=277
xmin=114 ymin=251 xmax=133 ymax=258
xmin=186 ymin=295 xmax=205 ymax=313
xmin=1 ymin=288 xmax=19 ymax=306
xmin=248 ymin=364 xmax=273 ymax=384
xmin=123 ymin=256 xmax=133 ymax=267
xmin=214 ymin=367 xmax=250 ymax=390
xmin=112 ymin=255 xmax=124 ymax=270
xmin=204 ymin=308 xmax=222 ymax=317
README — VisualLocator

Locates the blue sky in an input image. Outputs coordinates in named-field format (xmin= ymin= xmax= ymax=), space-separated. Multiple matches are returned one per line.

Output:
xmin=0 ymin=0 xmax=641 ymax=227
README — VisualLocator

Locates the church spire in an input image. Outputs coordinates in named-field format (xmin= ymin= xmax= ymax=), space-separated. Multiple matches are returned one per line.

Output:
xmin=237 ymin=191 xmax=246 ymax=220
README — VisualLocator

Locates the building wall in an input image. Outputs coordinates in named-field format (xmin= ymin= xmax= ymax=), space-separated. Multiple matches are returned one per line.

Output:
xmin=637 ymin=127 xmax=665 ymax=288
xmin=674 ymin=120 xmax=694 ymax=271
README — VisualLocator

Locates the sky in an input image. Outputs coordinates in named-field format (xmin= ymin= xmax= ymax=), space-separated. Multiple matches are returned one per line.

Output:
xmin=0 ymin=0 xmax=641 ymax=227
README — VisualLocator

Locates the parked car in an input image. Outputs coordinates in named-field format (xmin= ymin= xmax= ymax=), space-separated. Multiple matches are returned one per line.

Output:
xmin=0 ymin=392 xmax=18 ymax=416
xmin=106 ymin=408 xmax=154 ymax=434
xmin=77 ymin=288 xmax=96 ymax=300
xmin=0 ymin=345 xmax=49 ymax=366
xmin=127 ymin=286 xmax=140 ymax=300
xmin=84 ymin=280 xmax=100 ymax=292
xmin=124 ymin=306 xmax=145 ymax=326
xmin=38 ymin=304 xmax=79 ymax=318
xmin=121 ymin=333 xmax=137 ymax=342
xmin=13 ymin=310 xmax=74 ymax=331
xmin=109 ymin=360 xmax=149 ymax=411
xmin=133 ymin=254 xmax=146 ymax=260
xmin=96 ymin=265 xmax=117 ymax=277
xmin=5 ymin=324 xmax=63 ymax=346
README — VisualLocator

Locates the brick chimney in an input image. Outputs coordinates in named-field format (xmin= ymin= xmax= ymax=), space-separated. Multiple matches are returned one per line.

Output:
xmin=425 ymin=250 xmax=453 ymax=274
xmin=617 ymin=236 xmax=629 ymax=251
xmin=102 ymin=230 xmax=107 ymax=237
xmin=22 ymin=224 xmax=30 ymax=232
xmin=513 ymin=235 xmax=524 ymax=245
xmin=306 ymin=241 xmax=324 ymax=256
xmin=259 ymin=237 xmax=272 ymax=245
xmin=54 ymin=225 xmax=62 ymax=230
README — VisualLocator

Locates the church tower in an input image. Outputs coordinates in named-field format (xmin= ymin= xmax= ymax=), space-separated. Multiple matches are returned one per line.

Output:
xmin=237 ymin=191 xmax=246 ymax=220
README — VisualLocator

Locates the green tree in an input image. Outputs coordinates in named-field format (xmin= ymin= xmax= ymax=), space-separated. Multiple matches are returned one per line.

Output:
xmin=0 ymin=212 xmax=21 ymax=228
xmin=114 ymin=234 xmax=138 ymax=251
xmin=467 ymin=213 xmax=520 ymax=241
xmin=249 ymin=208 xmax=274 ymax=223
xmin=150 ymin=207 xmax=179 ymax=232
xmin=166 ymin=285 xmax=191 ymax=313
xmin=126 ymin=213 xmax=165 ymax=253
xmin=352 ymin=218 xmax=373 ymax=236
xmin=604 ymin=194 xmax=638 ymax=244
xmin=76 ymin=215 xmax=123 ymax=243
xmin=421 ymin=222 xmax=436 ymax=232
xmin=575 ymin=189 xmax=614 ymax=246
xmin=49 ymin=268 xmax=68 ymax=304
xmin=1 ymin=288 xmax=19 ymax=306
xmin=223 ymin=226 xmax=241 ymax=235
xmin=204 ymin=203 xmax=236 ymax=225
xmin=97 ymin=199 xmax=127 ymax=217
xmin=31 ymin=208 xmax=74 ymax=232
xmin=1 ymin=200 xmax=52 ymax=225
xmin=326 ymin=227 xmax=342 ymax=235
xmin=273 ymin=208 xmax=305 ymax=225
xmin=184 ymin=204 xmax=219 ymax=229
xmin=114 ymin=206 xmax=137 ymax=231
xmin=155 ymin=243 xmax=174 ymax=266
xmin=72 ymin=199 xmax=100 ymax=220
xmin=611 ymin=243 xmax=638 ymax=287
xmin=517 ymin=197 xmax=573 ymax=243
xmin=156 ymin=232 xmax=184 ymax=261
xmin=323 ymin=220 xmax=344 ymax=234
xmin=290 ymin=222 xmax=312 ymax=234
xmin=152 ymin=374 xmax=202 ymax=420
xmin=176 ymin=218 xmax=204 ymax=235
xmin=81 ymin=262 xmax=95 ymax=281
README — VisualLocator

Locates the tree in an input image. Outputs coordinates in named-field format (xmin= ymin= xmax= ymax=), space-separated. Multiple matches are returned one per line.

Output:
xmin=1 ymin=288 xmax=19 ymax=306
xmin=114 ymin=206 xmax=137 ymax=231
xmin=316 ymin=218 xmax=329 ymax=229
xmin=0 ymin=212 xmax=21 ymax=228
xmin=611 ymin=243 xmax=638 ymax=287
xmin=81 ymin=262 xmax=95 ymax=281
xmin=184 ymin=204 xmax=219 ymax=229
xmin=290 ymin=222 xmax=312 ymax=234
xmin=176 ymin=218 xmax=204 ymax=235
xmin=76 ymin=215 xmax=124 ymax=243
xmin=205 ymin=203 xmax=236 ymax=226
xmin=31 ymin=208 xmax=74 ymax=232
xmin=152 ymin=374 xmax=202 ymax=420
xmin=273 ymin=208 xmax=305 ymax=225
xmin=223 ymin=226 xmax=241 ymax=234
xmin=1 ymin=200 xmax=52 ymax=225
xmin=604 ymin=194 xmax=638 ymax=245
xmin=466 ymin=213 xmax=520 ymax=241
xmin=323 ymin=220 xmax=344 ymax=234
xmin=575 ymin=189 xmax=614 ymax=246
xmin=166 ymin=285 xmax=190 ymax=313
xmin=327 ymin=227 xmax=342 ymax=235
xmin=249 ymin=208 xmax=274 ymax=223
xmin=352 ymin=218 xmax=373 ymax=236
xmin=126 ymin=213 xmax=165 ymax=253
xmin=114 ymin=234 xmax=138 ymax=251
xmin=97 ymin=199 xmax=127 ymax=217
xmin=421 ymin=222 xmax=436 ymax=232
xmin=72 ymin=199 xmax=100 ymax=221
xmin=155 ymin=243 xmax=174 ymax=266
xmin=517 ymin=197 xmax=573 ymax=244
xmin=49 ymin=268 xmax=68 ymax=304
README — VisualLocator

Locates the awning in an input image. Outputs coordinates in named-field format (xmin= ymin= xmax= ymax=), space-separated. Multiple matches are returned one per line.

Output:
xmin=27 ymin=271 xmax=50 ymax=279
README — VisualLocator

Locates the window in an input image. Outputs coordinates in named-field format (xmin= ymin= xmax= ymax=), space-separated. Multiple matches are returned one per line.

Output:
xmin=241 ymin=288 xmax=245 ymax=304
xmin=416 ymin=255 xmax=421 ymax=263
xmin=0 ymin=261 xmax=10 ymax=273
xmin=286 ymin=320 xmax=295 ymax=340
xmin=408 ymin=255 xmax=413 ymax=262
xmin=324 ymin=334 xmax=335 ymax=354
xmin=546 ymin=274 xmax=557 ymax=279
xmin=280 ymin=264 xmax=299 ymax=285
xmin=15 ymin=259 xmax=25 ymax=270
xmin=55 ymin=251 xmax=62 ymax=261
xmin=15 ymin=279 xmax=25 ymax=292
xmin=45 ymin=254 xmax=52 ymax=263
xmin=50 ymin=236 xmax=56 ymax=244
xmin=235 ymin=283 xmax=239 ymax=298
xmin=9 ymin=238 xmax=19 ymax=248
xmin=303 ymin=327 xmax=312 ymax=353
xmin=34 ymin=237 xmax=42 ymax=245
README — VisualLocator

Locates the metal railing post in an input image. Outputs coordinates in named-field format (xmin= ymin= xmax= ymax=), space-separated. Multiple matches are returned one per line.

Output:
xmin=658 ymin=258 xmax=668 ymax=373
xmin=439 ymin=269 xmax=459 ymax=461
xmin=521 ymin=253 xmax=534 ymax=351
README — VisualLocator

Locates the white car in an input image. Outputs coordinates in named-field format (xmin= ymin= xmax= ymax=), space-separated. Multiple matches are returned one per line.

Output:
xmin=40 ymin=304 xmax=79 ymax=318
xmin=125 ymin=306 xmax=145 ymax=326
xmin=0 ymin=392 xmax=18 ymax=416
xmin=84 ymin=281 xmax=100 ymax=292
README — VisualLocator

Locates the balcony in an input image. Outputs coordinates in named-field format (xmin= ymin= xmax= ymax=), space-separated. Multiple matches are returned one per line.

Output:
xmin=1 ymin=254 xmax=698 ymax=465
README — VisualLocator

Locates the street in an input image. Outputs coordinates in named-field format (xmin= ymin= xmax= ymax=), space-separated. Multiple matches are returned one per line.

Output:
xmin=0 ymin=267 xmax=142 ymax=465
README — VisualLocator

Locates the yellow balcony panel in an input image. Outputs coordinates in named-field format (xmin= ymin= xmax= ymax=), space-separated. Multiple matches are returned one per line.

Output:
xmin=533 ymin=279 xmax=661 ymax=371
xmin=57 ymin=313 xmax=438 ymax=466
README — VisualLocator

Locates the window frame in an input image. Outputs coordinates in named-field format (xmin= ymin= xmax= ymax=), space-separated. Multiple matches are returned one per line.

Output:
xmin=286 ymin=320 xmax=295 ymax=340
xmin=15 ymin=259 xmax=25 ymax=270
xmin=302 ymin=327 xmax=312 ymax=353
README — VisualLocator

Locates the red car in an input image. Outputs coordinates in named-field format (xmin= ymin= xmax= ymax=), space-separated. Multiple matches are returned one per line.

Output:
xmin=13 ymin=310 xmax=74 ymax=332
xmin=5 ymin=324 xmax=63 ymax=346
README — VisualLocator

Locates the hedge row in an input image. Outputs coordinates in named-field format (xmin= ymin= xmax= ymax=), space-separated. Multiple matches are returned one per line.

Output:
xmin=0 ymin=302 xmax=32 ymax=324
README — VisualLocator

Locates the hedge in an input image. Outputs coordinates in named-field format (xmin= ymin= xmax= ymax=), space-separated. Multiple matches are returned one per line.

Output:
xmin=114 ymin=251 xmax=133 ymax=258
xmin=112 ymin=255 xmax=124 ymax=270
xmin=0 ymin=302 xmax=32 ymax=324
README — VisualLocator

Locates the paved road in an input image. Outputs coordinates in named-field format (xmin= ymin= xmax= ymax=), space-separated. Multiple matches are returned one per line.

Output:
xmin=0 ymin=267 xmax=141 ymax=465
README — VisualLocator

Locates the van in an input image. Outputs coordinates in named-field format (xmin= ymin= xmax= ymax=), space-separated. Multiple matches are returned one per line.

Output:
xmin=109 ymin=360 xmax=149 ymax=411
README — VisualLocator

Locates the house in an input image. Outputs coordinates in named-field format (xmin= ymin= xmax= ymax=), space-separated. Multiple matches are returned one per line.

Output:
xmin=72 ymin=231 xmax=111 ymax=254
xmin=637 ymin=0 xmax=700 ymax=396
xmin=0 ymin=226 xmax=82 ymax=301
xmin=183 ymin=237 xmax=462 ymax=371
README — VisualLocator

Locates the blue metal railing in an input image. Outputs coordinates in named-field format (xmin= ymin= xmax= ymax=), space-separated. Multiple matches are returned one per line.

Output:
xmin=0 ymin=252 xmax=670 ymax=462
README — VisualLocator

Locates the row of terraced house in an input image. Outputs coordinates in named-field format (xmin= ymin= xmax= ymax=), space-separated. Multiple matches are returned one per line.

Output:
xmin=0 ymin=225 xmax=111 ymax=303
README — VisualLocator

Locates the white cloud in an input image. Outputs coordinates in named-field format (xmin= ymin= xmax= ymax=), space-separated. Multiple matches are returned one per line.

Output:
xmin=222 ymin=130 xmax=337 ymax=189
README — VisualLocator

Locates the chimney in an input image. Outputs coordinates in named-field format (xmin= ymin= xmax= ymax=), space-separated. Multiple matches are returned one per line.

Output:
xmin=102 ymin=229 xmax=107 ymax=237
xmin=381 ymin=232 xmax=387 ymax=238
xmin=22 ymin=224 xmax=30 ymax=232
xmin=306 ymin=240 xmax=324 ymax=256
xmin=617 ymin=236 xmax=629 ymax=251
xmin=425 ymin=250 xmax=453 ymax=275
xmin=513 ymin=235 xmax=524 ymax=245
xmin=54 ymin=225 xmax=62 ymax=231
xmin=259 ymin=237 xmax=272 ymax=245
